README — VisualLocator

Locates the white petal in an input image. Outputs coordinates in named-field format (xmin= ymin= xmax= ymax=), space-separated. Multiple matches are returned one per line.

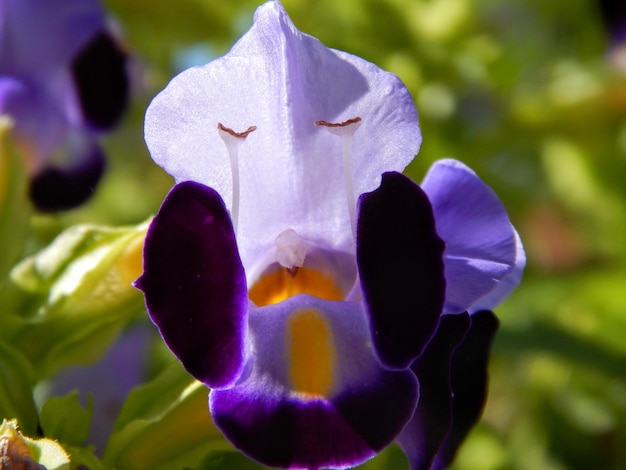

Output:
xmin=144 ymin=1 xmax=420 ymax=270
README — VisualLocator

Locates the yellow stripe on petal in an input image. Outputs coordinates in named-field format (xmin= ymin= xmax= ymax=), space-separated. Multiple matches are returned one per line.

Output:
xmin=288 ymin=309 xmax=336 ymax=398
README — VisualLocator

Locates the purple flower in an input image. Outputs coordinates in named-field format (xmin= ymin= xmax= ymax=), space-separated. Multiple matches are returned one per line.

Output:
xmin=0 ymin=0 xmax=128 ymax=211
xmin=396 ymin=160 xmax=525 ymax=470
xmin=137 ymin=2 xmax=524 ymax=468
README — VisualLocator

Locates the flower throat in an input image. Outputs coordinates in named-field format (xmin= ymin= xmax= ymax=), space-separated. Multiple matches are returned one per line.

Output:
xmin=218 ymin=118 xmax=362 ymax=306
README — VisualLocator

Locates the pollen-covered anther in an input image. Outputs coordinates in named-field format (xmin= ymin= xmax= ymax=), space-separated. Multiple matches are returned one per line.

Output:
xmin=217 ymin=122 xmax=257 ymax=233
xmin=217 ymin=123 xmax=257 ymax=139
xmin=314 ymin=117 xmax=361 ymax=136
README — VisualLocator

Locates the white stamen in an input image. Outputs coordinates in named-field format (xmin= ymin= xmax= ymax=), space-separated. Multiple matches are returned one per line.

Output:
xmin=275 ymin=229 xmax=308 ymax=270
xmin=315 ymin=117 xmax=361 ymax=240
xmin=217 ymin=123 xmax=256 ymax=233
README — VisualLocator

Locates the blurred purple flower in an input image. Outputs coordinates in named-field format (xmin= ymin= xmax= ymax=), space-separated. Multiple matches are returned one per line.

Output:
xmin=599 ymin=0 xmax=626 ymax=46
xmin=598 ymin=0 xmax=626 ymax=70
xmin=137 ymin=1 xmax=524 ymax=468
xmin=0 ymin=0 xmax=128 ymax=211
xmin=46 ymin=322 xmax=153 ymax=452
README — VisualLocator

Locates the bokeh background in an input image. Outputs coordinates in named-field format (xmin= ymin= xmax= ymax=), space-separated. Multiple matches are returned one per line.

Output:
xmin=19 ymin=0 xmax=626 ymax=468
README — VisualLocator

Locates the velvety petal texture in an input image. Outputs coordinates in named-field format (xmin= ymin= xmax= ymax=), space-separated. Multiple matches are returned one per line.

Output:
xmin=144 ymin=0 xmax=420 ymax=269
xmin=421 ymin=159 xmax=525 ymax=314
xmin=357 ymin=171 xmax=445 ymax=369
xmin=136 ymin=181 xmax=247 ymax=389
xmin=0 ymin=0 xmax=128 ymax=211
xmin=210 ymin=295 xmax=419 ymax=469
xmin=397 ymin=313 xmax=470 ymax=470
xmin=433 ymin=310 xmax=499 ymax=470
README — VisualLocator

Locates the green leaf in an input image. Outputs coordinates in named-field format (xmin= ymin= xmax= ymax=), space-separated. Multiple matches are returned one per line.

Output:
xmin=0 ymin=341 xmax=38 ymax=435
xmin=39 ymin=391 xmax=92 ymax=447
xmin=103 ymin=361 xmax=231 ymax=470
xmin=8 ymin=222 xmax=149 ymax=379
xmin=0 ymin=116 xmax=30 ymax=289
xmin=11 ymin=221 xmax=146 ymax=299
xmin=62 ymin=445 xmax=105 ymax=470
xmin=113 ymin=360 xmax=193 ymax=430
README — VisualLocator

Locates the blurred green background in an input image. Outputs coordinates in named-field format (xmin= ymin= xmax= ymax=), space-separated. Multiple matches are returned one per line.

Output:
xmin=25 ymin=0 xmax=626 ymax=468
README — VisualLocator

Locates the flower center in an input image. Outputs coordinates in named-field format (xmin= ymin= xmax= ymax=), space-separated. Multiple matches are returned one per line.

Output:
xmin=249 ymin=229 xmax=351 ymax=306
xmin=287 ymin=309 xmax=337 ymax=397
xmin=249 ymin=266 xmax=344 ymax=307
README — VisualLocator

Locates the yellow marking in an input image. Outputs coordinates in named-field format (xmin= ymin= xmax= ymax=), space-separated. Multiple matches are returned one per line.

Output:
xmin=249 ymin=267 xmax=343 ymax=307
xmin=288 ymin=309 xmax=336 ymax=397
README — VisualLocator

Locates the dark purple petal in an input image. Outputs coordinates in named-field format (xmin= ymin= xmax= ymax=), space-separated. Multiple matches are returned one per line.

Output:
xmin=211 ymin=368 xmax=417 ymax=469
xmin=333 ymin=370 xmax=419 ymax=456
xmin=397 ymin=313 xmax=470 ymax=470
xmin=71 ymin=31 xmax=128 ymax=130
xmin=210 ymin=295 xmax=419 ymax=469
xmin=599 ymin=0 xmax=626 ymax=45
xmin=29 ymin=137 xmax=105 ymax=212
xmin=135 ymin=181 xmax=247 ymax=389
xmin=357 ymin=171 xmax=446 ymax=369
xmin=433 ymin=310 xmax=499 ymax=470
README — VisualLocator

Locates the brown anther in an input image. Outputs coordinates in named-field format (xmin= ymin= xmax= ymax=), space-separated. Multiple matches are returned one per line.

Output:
xmin=314 ymin=117 xmax=362 ymax=128
xmin=217 ymin=123 xmax=257 ymax=138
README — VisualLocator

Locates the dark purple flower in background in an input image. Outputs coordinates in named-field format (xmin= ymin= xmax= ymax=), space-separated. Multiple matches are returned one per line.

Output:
xmin=599 ymin=0 xmax=626 ymax=45
xmin=598 ymin=0 xmax=626 ymax=70
xmin=137 ymin=1 xmax=524 ymax=468
xmin=0 ymin=0 xmax=128 ymax=211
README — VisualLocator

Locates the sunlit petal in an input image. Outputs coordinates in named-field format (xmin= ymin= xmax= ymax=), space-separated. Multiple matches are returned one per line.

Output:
xmin=144 ymin=1 xmax=420 ymax=268
xmin=422 ymin=159 xmax=521 ymax=313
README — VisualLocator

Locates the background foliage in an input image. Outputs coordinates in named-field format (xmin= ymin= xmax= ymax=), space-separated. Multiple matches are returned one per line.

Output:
xmin=2 ymin=0 xmax=625 ymax=469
